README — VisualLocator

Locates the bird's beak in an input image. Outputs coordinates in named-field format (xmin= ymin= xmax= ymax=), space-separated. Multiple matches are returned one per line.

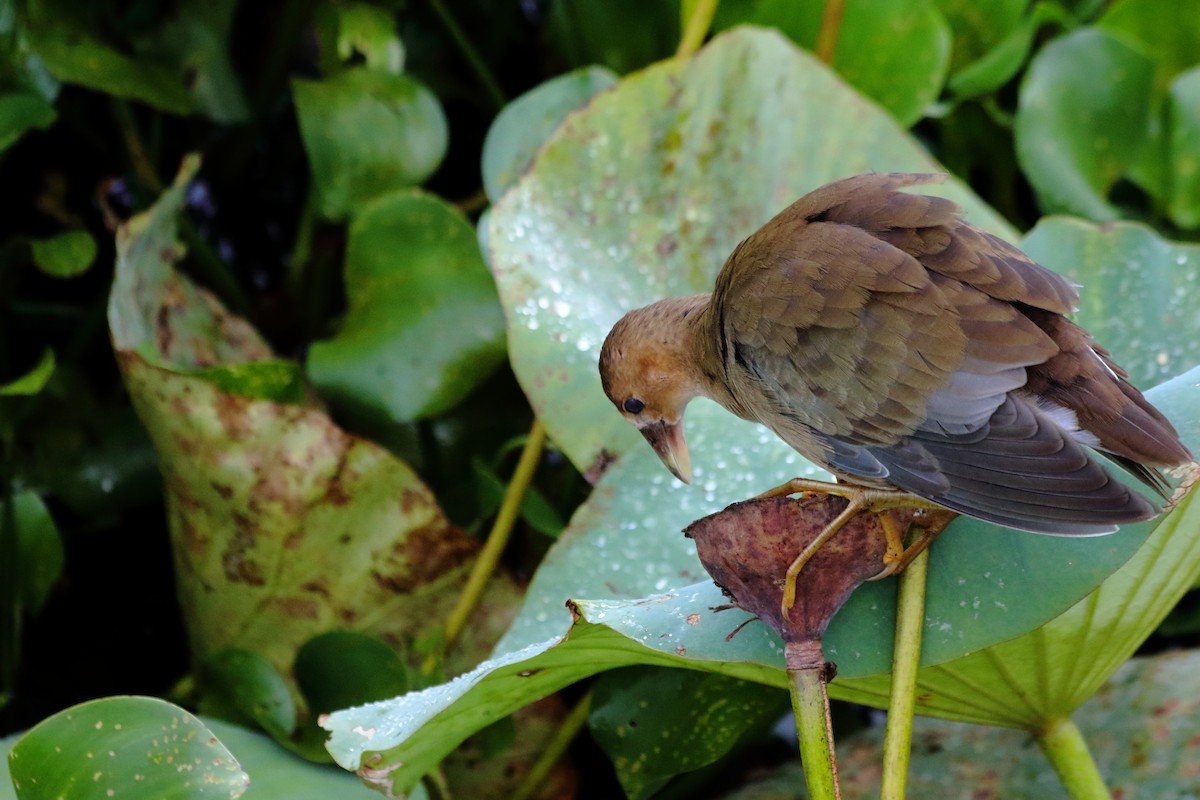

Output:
xmin=640 ymin=420 xmax=692 ymax=485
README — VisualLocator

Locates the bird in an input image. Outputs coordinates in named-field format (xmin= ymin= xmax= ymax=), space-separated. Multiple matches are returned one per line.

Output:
xmin=599 ymin=172 xmax=1191 ymax=611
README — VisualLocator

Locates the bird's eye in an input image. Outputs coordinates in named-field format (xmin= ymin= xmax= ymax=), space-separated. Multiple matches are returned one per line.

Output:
xmin=623 ymin=398 xmax=645 ymax=415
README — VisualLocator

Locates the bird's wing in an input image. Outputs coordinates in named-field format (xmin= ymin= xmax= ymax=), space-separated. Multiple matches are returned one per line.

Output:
xmin=714 ymin=172 xmax=1163 ymax=532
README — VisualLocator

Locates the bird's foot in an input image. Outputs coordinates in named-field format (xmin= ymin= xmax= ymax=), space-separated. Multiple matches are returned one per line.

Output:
xmin=775 ymin=482 xmax=951 ymax=615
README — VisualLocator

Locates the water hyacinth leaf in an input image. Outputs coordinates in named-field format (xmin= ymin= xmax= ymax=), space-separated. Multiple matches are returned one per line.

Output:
xmin=935 ymin=0 xmax=1028 ymax=73
xmin=1165 ymin=67 xmax=1200 ymax=228
xmin=108 ymin=160 xmax=523 ymax=680
xmin=0 ymin=93 xmax=55 ymax=152
xmin=0 ymin=350 xmax=54 ymax=397
xmin=293 ymin=69 xmax=448 ymax=219
xmin=333 ymin=2 xmax=405 ymax=74
xmin=830 ymin=364 xmax=1200 ymax=726
xmin=589 ymin=667 xmax=787 ymax=799
xmin=1097 ymin=0 xmax=1200 ymax=80
xmin=716 ymin=1 xmax=952 ymax=125
xmin=148 ymin=0 xmax=250 ymax=124
xmin=24 ymin=1 xmax=193 ymax=115
xmin=199 ymin=649 xmax=298 ymax=743
xmin=731 ymin=651 xmax=1200 ymax=799
xmin=307 ymin=190 xmax=507 ymax=423
xmin=7 ymin=696 xmax=248 ymax=799
xmin=1020 ymin=218 xmax=1200 ymax=387
xmin=4 ymin=490 xmax=64 ymax=614
xmin=29 ymin=230 xmax=96 ymax=278
xmin=481 ymin=66 xmax=618 ymax=203
xmin=1015 ymin=27 xmax=1155 ymax=220
xmin=488 ymin=26 xmax=1015 ymax=475
xmin=294 ymin=631 xmax=411 ymax=717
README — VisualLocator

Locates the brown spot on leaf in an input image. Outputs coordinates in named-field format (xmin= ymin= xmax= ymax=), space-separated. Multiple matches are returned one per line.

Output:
xmin=584 ymin=449 xmax=618 ymax=485
xmin=221 ymin=528 xmax=265 ymax=585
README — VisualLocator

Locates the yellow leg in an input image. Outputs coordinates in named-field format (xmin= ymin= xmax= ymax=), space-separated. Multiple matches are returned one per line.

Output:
xmin=869 ymin=510 xmax=957 ymax=581
xmin=769 ymin=478 xmax=949 ymax=615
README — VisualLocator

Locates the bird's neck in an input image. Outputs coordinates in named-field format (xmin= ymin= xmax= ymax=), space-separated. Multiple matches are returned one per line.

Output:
xmin=667 ymin=294 xmax=743 ymax=413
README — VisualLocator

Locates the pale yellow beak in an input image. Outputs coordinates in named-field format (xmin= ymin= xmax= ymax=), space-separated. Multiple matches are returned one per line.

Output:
xmin=640 ymin=420 xmax=693 ymax=484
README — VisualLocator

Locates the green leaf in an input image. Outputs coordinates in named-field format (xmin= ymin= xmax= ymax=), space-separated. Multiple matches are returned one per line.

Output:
xmin=7 ymin=696 xmax=248 ymax=799
xmin=1165 ymin=67 xmax=1200 ymax=228
xmin=739 ymin=651 xmax=1200 ymax=798
xmin=831 ymin=364 xmax=1200 ymax=727
xmin=1015 ymin=27 xmax=1156 ymax=220
xmin=189 ymin=361 xmax=307 ymax=404
xmin=335 ymin=2 xmax=405 ymax=74
xmin=1097 ymin=0 xmax=1200 ymax=81
xmin=322 ymin=605 xmax=787 ymax=795
xmin=1020 ymin=218 xmax=1200 ymax=387
xmin=589 ymin=668 xmax=786 ymax=799
xmin=0 ymin=350 xmax=54 ymax=396
xmin=6 ymin=492 xmax=63 ymax=614
xmin=24 ymin=0 xmax=193 ymax=115
xmin=935 ymin=0 xmax=1027 ymax=73
xmin=294 ymin=631 xmax=410 ymax=716
xmin=293 ymin=70 xmax=448 ymax=219
xmin=29 ymin=230 xmax=96 ymax=278
xmin=944 ymin=3 xmax=1046 ymax=99
xmin=471 ymin=457 xmax=566 ymax=537
xmin=307 ymin=190 xmax=506 ymax=422
xmin=0 ymin=92 xmax=55 ymax=152
xmin=481 ymin=66 xmax=617 ymax=203
xmin=147 ymin=0 xmax=250 ymax=123
xmin=199 ymin=649 xmax=298 ymax=743
xmin=723 ymin=1 xmax=952 ymax=125
xmin=488 ymin=26 xmax=1016 ymax=475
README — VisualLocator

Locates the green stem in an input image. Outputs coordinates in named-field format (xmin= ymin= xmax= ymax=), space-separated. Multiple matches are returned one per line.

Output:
xmin=676 ymin=0 xmax=720 ymax=58
xmin=429 ymin=0 xmax=506 ymax=111
xmin=443 ymin=420 xmax=546 ymax=647
xmin=787 ymin=640 xmax=841 ymax=800
xmin=1036 ymin=717 xmax=1112 ymax=800
xmin=881 ymin=547 xmax=930 ymax=800
xmin=509 ymin=689 xmax=591 ymax=800
xmin=814 ymin=0 xmax=846 ymax=64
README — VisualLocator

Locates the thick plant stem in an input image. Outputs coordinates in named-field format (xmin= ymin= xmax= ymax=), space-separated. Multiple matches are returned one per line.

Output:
xmin=1037 ymin=717 xmax=1112 ymax=800
xmin=814 ymin=0 xmax=846 ymax=64
xmin=443 ymin=420 xmax=546 ymax=648
xmin=881 ymin=546 xmax=930 ymax=800
xmin=676 ymin=0 xmax=719 ymax=58
xmin=509 ymin=689 xmax=592 ymax=800
xmin=787 ymin=640 xmax=841 ymax=800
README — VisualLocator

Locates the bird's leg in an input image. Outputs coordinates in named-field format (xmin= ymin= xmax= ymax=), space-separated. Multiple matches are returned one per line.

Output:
xmin=779 ymin=495 xmax=870 ymax=612
xmin=868 ymin=508 xmax=958 ymax=581
xmin=765 ymin=478 xmax=950 ymax=614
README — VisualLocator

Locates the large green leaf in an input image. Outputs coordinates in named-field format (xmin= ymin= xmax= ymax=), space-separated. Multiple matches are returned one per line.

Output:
xmin=487 ymin=25 xmax=1186 ymax=676
xmin=1015 ymin=27 xmax=1156 ymax=221
xmin=293 ymin=69 xmax=448 ymax=219
xmin=488 ymin=26 xmax=1015 ymax=476
xmin=480 ymin=66 xmax=618 ymax=203
xmin=1021 ymin=217 xmax=1200 ymax=388
xmin=306 ymin=190 xmax=506 ymax=423
xmin=831 ymin=364 xmax=1200 ymax=727
xmin=24 ymin=0 xmax=193 ymax=115
xmin=0 ymin=93 xmax=55 ymax=153
xmin=728 ymin=651 xmax=1200 ymax=798
xmin=1165 ymin=66 xmax=1200 ymax=228
xmin=7 ymin=697 xmax=248 ymax=799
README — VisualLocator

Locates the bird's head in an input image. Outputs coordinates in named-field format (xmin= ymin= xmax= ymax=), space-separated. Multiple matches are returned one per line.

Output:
xmin=598 ymin=297 xmax=710 ymax=484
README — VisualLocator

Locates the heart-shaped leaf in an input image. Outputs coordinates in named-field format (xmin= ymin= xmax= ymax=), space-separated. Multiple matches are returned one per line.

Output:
xmin=293 ymin=69 xmax=448 ymax=219
xmin=7 ymin=697 xmax=249 ymax=799
xmin=307 ymin=190 xmax=506 ymax=423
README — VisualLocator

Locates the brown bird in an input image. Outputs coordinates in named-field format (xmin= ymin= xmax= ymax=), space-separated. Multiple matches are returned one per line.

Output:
xmin=599 ymin=173 xmax=1191 ymax=608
